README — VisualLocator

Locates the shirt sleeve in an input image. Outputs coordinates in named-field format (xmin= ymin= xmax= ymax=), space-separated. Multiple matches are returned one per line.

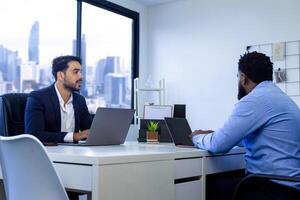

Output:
xmin=64 ymin=132 xmax=74 ymax=142
xmin=193 ymin=98 xmax=267 ymax=153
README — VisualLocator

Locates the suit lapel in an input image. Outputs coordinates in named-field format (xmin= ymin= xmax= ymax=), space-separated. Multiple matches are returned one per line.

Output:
xmin=49 ymin=84 xmax=61 ymax=131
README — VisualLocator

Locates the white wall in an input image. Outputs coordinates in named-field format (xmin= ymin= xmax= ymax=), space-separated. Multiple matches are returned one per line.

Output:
xmin=147 ymin=0 xmax=300 ymax=131
xmin=107 ymin=0 xmax=148 ymax=83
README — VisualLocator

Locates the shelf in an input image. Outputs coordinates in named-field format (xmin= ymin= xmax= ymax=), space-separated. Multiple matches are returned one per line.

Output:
xmin=136 ymin=88 xmax=162 ymax=92
xmin=133 ymin=78 xmax=166 ymax=125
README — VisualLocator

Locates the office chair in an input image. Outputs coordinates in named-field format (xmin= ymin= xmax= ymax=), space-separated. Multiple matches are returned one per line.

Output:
xmin=233 ymin=173 xmax=300 ymax=200
xmin=0 ymin=93 xmax=28 ymax=136
xmin=0 ymin=135 xmax=69 ymax=200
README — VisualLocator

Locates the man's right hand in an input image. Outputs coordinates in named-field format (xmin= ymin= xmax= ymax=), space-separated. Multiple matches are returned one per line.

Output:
xmin=73 ymin=129 xmax=89 ymax=141
xmin=189 ymin=129 xmax=214 ymax=140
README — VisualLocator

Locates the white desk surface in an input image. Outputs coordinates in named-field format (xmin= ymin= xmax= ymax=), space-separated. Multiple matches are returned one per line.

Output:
xmin=0 ymin=142 xmax=245 ymax=200
xmin=46 ymin=142 xmax=245 ymax=165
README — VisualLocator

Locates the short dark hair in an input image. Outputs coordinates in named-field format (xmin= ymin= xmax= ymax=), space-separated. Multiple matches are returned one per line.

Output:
xmin=52 ymin=55 xmax=81 ymax=80
xmin=238 ymin=51 xmax=273 ymax=83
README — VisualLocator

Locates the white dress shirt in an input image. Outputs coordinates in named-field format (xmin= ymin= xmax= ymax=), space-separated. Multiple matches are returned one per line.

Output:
xmin=54 ymin=84 xmax=75 ymax=142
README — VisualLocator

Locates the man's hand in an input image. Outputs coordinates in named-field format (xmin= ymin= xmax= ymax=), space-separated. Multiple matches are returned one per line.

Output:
xmin=73 ymin=129 xmax=90 ymax=141
xmin=189 ymin=129 xmax=214 ymax=140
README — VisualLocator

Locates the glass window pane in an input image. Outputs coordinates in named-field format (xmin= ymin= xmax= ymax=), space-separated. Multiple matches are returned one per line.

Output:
xmin=82 ymin=2 xmax=133 ymax=112
xmin=0 ymin=0 xmax=76 ymax=93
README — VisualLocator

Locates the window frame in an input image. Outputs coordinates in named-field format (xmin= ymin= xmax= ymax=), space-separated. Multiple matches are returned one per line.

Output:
xmin=76 ymin=0 xmax=139 ymax=109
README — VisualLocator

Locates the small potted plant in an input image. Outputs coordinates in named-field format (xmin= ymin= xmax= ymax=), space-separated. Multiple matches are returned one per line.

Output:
xmin=146 ymin=121 xmax=159 ymax=143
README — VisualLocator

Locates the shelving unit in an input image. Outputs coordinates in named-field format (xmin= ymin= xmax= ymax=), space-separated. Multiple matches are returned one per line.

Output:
xmin=133 ymin=78 xmax=166 ymax=124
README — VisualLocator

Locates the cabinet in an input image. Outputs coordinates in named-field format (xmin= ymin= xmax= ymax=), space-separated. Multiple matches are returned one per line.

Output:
xmin=174 ymin=158 xmax=203 ymax=200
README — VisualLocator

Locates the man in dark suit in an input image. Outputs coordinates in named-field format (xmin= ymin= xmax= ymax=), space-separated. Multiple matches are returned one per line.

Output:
xmin=25 ymin=55 xmax=92 ymax=200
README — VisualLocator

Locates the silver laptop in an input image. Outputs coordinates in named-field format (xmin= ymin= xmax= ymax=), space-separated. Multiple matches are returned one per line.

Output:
xmin=60 ymin=107 xmax=134 ymax=146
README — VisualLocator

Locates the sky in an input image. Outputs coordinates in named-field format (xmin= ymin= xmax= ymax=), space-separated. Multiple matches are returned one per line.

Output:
xmin=0 ymin=0 xmax=132 ymax=68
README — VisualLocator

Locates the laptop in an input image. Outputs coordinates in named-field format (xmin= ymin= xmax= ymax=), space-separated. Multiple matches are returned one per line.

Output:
xmin=60 ymin=107 xmax=134 ymax=146
xmin=164 ymin=117 xmax=195 ymax=147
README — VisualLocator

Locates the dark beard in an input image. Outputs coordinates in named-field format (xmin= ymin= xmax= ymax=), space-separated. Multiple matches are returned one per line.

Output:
xmin=238 ymin=83 xmax=247 ymax=100
xmin=63 ymin=80 xmax=80 ymax=92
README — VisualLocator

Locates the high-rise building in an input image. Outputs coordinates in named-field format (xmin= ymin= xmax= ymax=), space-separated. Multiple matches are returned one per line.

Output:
xmin=95 ymin=59 xmax=106 ymax=94
xmin=28 ymin=21 xmax=39 ymax=64
xmin=104 ymin=73 xmax=126 ymax=107
xmin=0 ymin=45 xmax=9 ymax=81
xmin=103 ymin=56 xmax=120 ymax=77
xmin=39 ymin=65 xmax=53 ymax=89
xmin=20 ymin=61 xmax=39 ymax=92
xmin=102 ymin=56 xmax=120 ymax=93
xmin=0 ymin=45 xmax=20 ymax=91
xmin=7 ymin=51 xmax=20 ymax=90
xmin=72 ymin=40 xmax=76 ymax=57
xmin=72 ymin=34 xmax=87 ymax=96
xmin=81 ymin=34 xmax=87 ymax=96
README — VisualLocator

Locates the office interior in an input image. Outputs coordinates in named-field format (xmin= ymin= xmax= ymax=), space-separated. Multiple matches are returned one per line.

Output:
xmin=124 ymin=0 xmax=300 ymax=139
xmin=0 ymin=0 xmax=300 ymax=200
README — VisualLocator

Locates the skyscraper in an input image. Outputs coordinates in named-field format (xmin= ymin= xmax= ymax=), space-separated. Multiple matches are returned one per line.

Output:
xmin=81 ymin=34 xmax=87 ymax=96
xmin=0 ymin=45 xmax=9 ymax=81
xmin=28 ymin=21 xmax=39 ymax=64
xmin=104 ymin=73 xmax=126 ymax=107
xmin=0 ymin=45 xmax=20 ymax=90
xmin=72 ymin=34 xmax=87 ymax=96
xmin=95 ymin=59 xmax=106 ymax=95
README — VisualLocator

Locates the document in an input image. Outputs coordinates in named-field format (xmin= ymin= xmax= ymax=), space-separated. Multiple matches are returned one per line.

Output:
xmin=143 ymin=105 xmax=173 ymax=120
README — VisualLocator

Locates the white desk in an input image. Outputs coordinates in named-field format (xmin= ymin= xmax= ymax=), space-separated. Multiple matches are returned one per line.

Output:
xmin=45 ymin=142 xmax=245 ymax=200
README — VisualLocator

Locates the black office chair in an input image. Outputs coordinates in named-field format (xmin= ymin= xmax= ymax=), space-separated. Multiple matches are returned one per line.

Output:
xmin=233 ymin=173 xmax=300 ymax=200
xmin=0 ymin=93 xmax=29 ymax=136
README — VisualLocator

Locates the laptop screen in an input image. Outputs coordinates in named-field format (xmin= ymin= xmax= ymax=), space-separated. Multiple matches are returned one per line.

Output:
xmin=164 ymin=118 xmax=194 ymax=146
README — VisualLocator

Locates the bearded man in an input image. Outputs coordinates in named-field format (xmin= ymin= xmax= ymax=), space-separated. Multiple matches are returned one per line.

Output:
xmin=25 ymin=55 xmax=92 ymax=143
xmin=191 ymin=52 xmax=300 ymax=199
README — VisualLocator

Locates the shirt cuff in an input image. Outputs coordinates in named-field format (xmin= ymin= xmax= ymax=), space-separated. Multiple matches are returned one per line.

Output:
xmin=64 ymin=132 xmax=74 ymax=143
xmin=192 ymin=134 xmax=208 ymax=149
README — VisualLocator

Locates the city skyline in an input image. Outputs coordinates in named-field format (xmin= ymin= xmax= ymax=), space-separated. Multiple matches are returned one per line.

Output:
xmin=0 ymin=19 xmax=132 ymax=111
xmin=0 ymin=0 xmax=133 ymax=111
xmin=0 ymin=0 xmax=132 ymax=68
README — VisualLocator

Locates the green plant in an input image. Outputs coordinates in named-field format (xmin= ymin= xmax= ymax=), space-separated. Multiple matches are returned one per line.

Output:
xmin=147 ymin=121 xmax=159 ymax=132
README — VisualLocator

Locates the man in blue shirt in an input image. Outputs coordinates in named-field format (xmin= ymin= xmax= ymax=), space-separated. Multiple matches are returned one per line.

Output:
xmin=192 ymin=52 xmax=300 ymax=199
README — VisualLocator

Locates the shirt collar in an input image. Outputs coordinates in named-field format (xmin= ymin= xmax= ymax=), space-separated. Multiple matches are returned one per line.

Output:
xmin=54 ymin=83 xmax=73 ymax=106
xmin=254 ymin=80 xmax=273 ymax=90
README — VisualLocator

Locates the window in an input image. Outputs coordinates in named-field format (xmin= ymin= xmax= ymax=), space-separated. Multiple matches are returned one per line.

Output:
xmin=0 ymin=0 xmax=139 ymax=112
xmin=80 ymin=1 xmax=136 ymax=112
xmin=0 ymin=0 xmax=76 ymax=93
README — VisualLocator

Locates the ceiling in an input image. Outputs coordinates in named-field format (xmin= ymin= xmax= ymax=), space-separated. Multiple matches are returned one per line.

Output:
xmin=134 ymin=0 xmax=178 ymax=6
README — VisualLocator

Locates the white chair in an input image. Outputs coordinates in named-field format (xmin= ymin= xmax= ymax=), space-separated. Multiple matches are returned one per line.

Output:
xmin=0 ymin=134 xmax=69 ymax=200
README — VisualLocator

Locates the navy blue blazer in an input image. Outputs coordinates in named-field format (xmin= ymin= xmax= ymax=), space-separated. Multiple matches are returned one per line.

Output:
xmin=25 ymin=84 xmax=92 ymax=143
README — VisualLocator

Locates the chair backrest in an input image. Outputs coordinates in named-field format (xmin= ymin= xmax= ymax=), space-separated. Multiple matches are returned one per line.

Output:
xmin=0 ymin=135 xmax=68 ymax=200
xmin=0 ymin=93 xmax=28 ymax=136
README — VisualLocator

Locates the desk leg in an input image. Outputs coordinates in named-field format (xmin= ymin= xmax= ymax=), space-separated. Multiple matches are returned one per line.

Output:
xmin=202 ymin=156 xmax=206 ymax=200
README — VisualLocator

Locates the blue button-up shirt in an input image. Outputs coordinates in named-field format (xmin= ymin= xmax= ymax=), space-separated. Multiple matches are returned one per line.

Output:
xmin=193 ymin=81 xmax=300 ymax=189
